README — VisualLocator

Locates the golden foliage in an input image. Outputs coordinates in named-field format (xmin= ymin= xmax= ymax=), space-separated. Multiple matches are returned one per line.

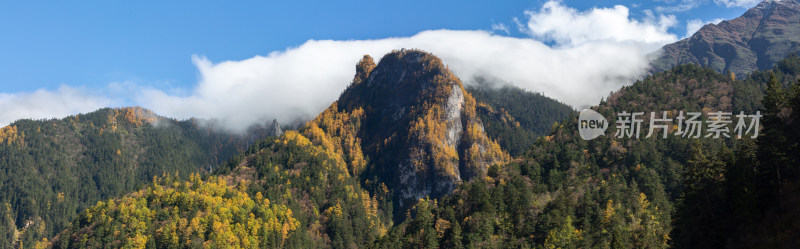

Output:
xmin=300 ymin=103 xmax=367 ymax=176
xmin=0 ymin=125 xmax=24 ymax=146
xmin=409 ymin=104 xmax=460 ymax=176
xmin=71 ymin=175 xmax=299 ymax=248
xmin=638 ymin=193 xmax=650 ymax=210
xmin=461 ymin=120 xmax=509 ymax=176
xmin=282 ymin=130 xmax=311 ymax=147
xmin=125 ymin=233 xmax=148 ymax=249
xmin=268 ymin=108 xmax=386 ymax=236
xmin=434 ymin=218 xmax=451 ymax=239
xmin=33 ymin=238 xmax=49 ymax=249
xmin=352 ymin=55 xmax=377 ymax=86
xmin=106 ymin=111 xmax=119 ymax=133
xmin=602 ymin=200 xmax=616 ymax=225
xmin=118 ymin=107 xmax=158 ymax=128
xmin=324 ymin=200 xmax=344 ymax=218
xmin=100 ymin=107 xmax=160 ymax=133
xmin=463 ymin=89 xmax=477 ymax=119
xmin=477 ymin=101 xmax=494 ymax=113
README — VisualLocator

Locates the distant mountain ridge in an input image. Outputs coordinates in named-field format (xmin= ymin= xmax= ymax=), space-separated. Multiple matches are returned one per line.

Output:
xmin=652 ymin=0 xmax=800 ymax=76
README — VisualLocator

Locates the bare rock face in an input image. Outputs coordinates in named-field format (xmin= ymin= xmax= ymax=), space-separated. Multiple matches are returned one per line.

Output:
xmin=336 ymin=49 xmax=509 ymax=211
xmin=397 ymin=84 xmax=466 ymax=206
xmin=268 ymin=119 xmax=283 ymax=137
xmin=652 ymin=0 xmax=800 ymax=76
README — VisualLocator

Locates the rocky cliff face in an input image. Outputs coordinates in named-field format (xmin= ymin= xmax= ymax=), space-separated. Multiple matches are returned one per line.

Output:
xmin=652 ymin=0 xmax=800 ymax=76
xmin=268 ymin=119 xmax=283 ymax=137
xmin=335 ymin=50 xmax=508 ymax=209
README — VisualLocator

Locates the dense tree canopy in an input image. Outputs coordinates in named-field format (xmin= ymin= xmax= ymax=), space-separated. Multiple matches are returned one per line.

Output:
xmin=468 ymin=83 xmax=574 ymax=156
xmin=0 ymin=107 xmax=260 ymax=248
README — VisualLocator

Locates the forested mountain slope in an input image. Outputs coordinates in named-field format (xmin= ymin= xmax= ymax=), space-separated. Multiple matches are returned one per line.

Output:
xmin=468 ymin=83 xmax=574 ymax=156
xmin=0 ymin=107 xmax=274 ymax=248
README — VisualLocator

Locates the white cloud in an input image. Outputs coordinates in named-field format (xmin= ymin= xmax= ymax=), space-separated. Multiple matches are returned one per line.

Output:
xmin=654 ymin=0 xmax=703 ymax=12
xmin=512 ymin=17 xmax=529 ymax=34
xmin=491 ymin=22 xmax=510 ymax=35
xmin=656 ymin=3 xmax=698 ymax=12
xmin=524 ymin=1 xmax=677 ymax=49
xmin=685 ymin=18 xmax=725 ymax=38
xmin=135 ymin=1 xmax=677 ymax=133
xmin=0 ymin=85 xmax=113 ymax=127
xmin=714 ymin=0 xmax=760 ymax=8
xmin=2 ymin=1 xmax=680 ymax=133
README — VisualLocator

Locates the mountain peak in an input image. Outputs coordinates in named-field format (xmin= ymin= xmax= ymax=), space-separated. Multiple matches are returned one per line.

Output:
xmin=651 ymin=0 xmax=800 ymax=76
xmin=756 ymin=0 xmax=800 ymax=9
xmin=362 ymin=49 xmax=451 ymax=88
xmin=339 ymin=49 xmax=461 ymax=114
xmin=352 ymin=55 xmax=376 ymax=86
xmin=334 ymin=49 xmax=508 ymax=210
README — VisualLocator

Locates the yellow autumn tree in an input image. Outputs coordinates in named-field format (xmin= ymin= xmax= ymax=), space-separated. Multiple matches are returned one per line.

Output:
xmin=50 ymin=175 xmax=299 ymax=248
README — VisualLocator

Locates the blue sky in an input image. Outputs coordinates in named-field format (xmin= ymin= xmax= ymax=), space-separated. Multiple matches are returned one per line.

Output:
xmin=1 ymin=0 xmax=535 ymax=93
xmin=0 ymin=0 xmax=762 ymax=131
xmin=0 ymin=0 xmax=755 ymax=92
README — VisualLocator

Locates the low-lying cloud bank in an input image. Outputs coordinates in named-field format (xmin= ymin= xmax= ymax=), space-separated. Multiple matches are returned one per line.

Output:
xmin=0 ymin=85 xmax=112 ymax=126
xmin=1 ymin=1 xmax=680 ymax=133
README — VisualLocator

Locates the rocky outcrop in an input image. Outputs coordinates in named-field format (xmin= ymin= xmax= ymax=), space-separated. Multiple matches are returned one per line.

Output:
xmin=336 ymin=49 xmax=509 ymax=210
xmin=268 ymin=119 xmax=283 ymax=137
